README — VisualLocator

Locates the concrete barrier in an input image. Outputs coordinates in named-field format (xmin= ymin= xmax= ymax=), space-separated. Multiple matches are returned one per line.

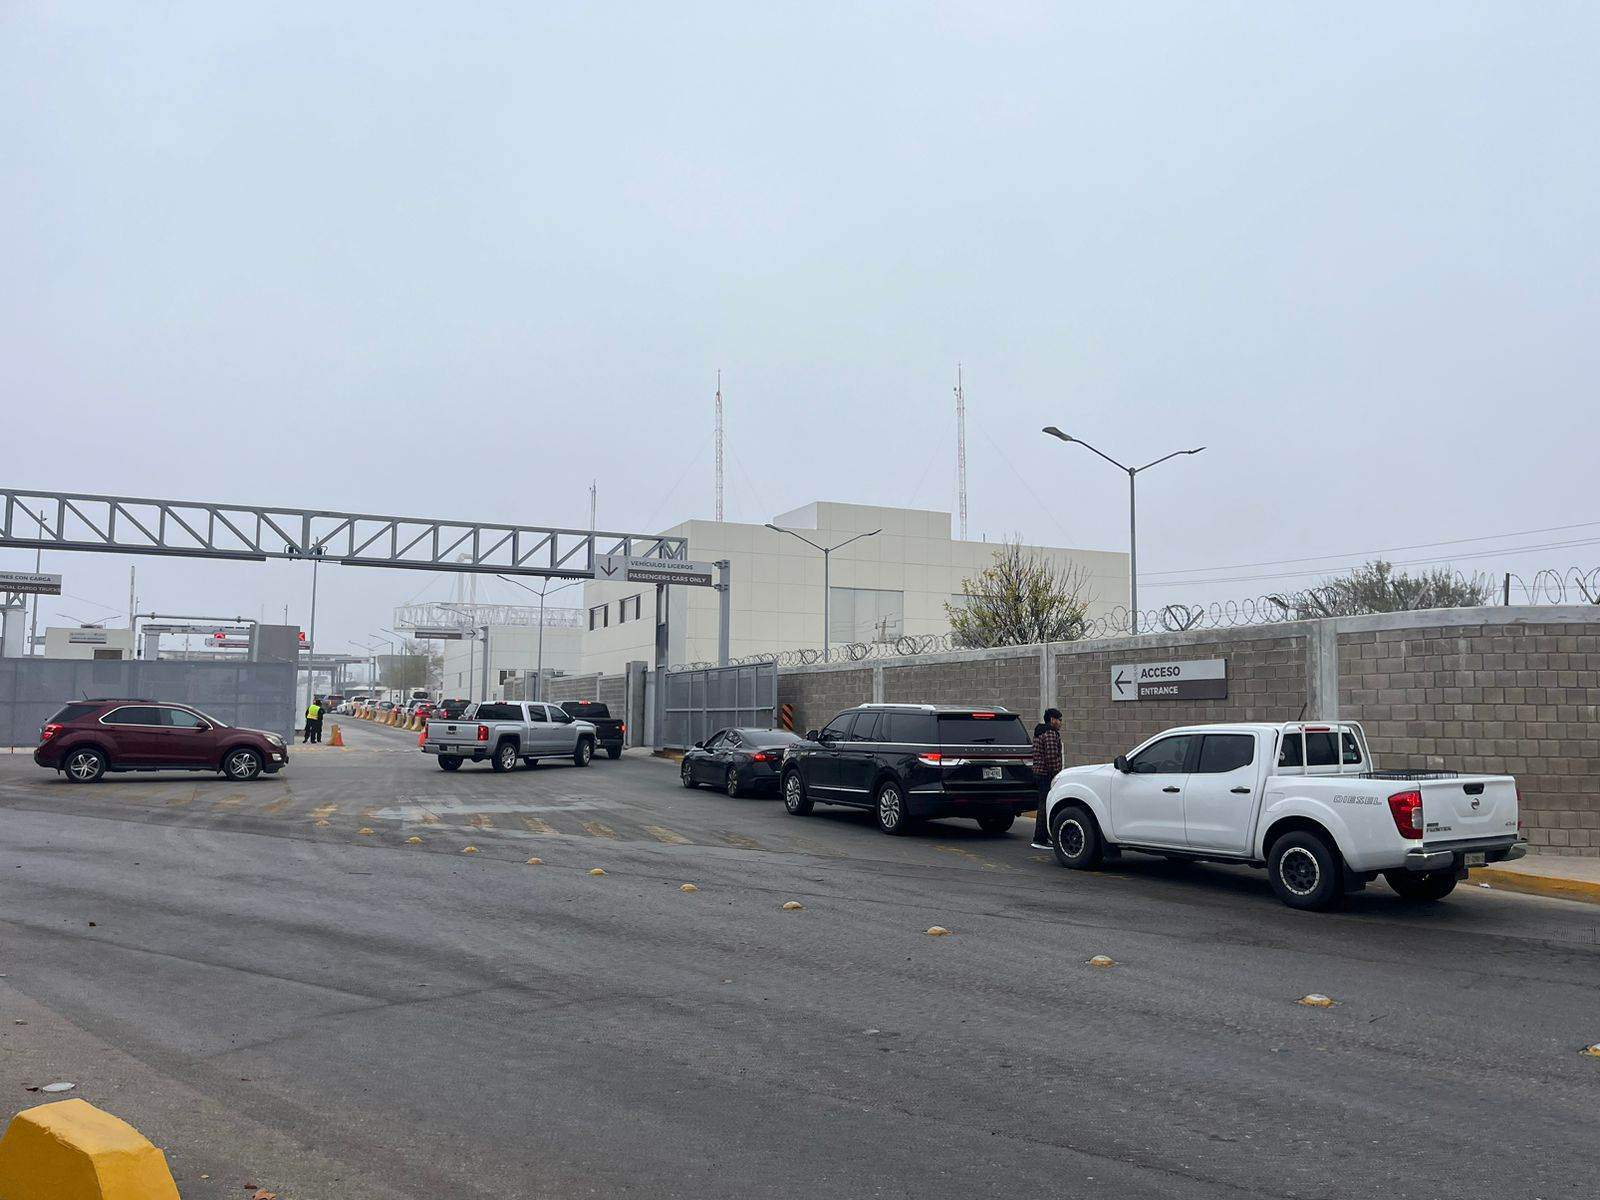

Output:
xmin=0 ymin=1098 xmax=181 ymax=1200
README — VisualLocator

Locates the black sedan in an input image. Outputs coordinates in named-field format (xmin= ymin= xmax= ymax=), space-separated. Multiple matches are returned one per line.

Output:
xmin=680 ymin=728 xmax=803 ymax=797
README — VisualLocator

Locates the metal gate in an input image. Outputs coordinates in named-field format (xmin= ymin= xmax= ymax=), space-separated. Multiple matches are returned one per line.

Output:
xmin=657 ymin=662 xmax=777 ymax=750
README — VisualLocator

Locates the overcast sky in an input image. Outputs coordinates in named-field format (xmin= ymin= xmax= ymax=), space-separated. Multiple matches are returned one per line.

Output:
xmin=3 ymin=2 xmax=1597 ymax=651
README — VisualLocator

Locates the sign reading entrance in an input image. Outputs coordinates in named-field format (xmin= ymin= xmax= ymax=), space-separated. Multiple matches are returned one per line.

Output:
xmin=1112 ymin=658 xmax=1227 ymax=702
xmin=0 ymin=571 xmax=62 ymax=595
xmin=592 ymin=554 xmax=716 ymax=587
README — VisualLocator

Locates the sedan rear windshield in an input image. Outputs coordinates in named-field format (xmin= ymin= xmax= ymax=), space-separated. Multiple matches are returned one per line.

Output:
xmin=745 ymin=730 xmax=802 ymax=747
xmin=937 ymin=713 xmax=1029 ymax=746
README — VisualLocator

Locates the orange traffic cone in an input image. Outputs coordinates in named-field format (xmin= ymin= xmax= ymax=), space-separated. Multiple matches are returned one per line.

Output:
xmin=417 ymin=727 xmax=427 ymax=748
xmin=329 ymin=723 xmax=345 ymax=747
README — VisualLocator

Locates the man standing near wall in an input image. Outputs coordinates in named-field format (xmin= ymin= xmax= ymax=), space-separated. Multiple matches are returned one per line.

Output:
xmin=303 ymin=697 xmax=322 ymax=744
xmin=1031 ymin=707 xmax=1063 ymax=850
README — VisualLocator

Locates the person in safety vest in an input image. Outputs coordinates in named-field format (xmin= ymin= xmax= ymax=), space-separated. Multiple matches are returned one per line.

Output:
xmin=303 ymin=698 xmax=323 ymax=744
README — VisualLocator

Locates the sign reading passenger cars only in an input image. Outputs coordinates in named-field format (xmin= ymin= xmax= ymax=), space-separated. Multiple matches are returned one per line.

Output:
xmin=1111 ymin=658 xmax=1227 ymax=701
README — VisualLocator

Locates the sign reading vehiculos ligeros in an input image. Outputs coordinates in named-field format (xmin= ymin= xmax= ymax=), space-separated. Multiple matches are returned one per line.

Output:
xmin=1111 ymin=658 xmax=1227 ymax=702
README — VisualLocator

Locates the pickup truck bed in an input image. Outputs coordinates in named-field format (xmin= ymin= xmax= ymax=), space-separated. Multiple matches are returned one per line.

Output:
xmin=558 ymin=702 xmax=624 ymax=759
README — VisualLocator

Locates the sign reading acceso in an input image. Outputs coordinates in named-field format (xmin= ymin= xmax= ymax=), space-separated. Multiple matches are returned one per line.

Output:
xmin=1112 ymin=658 xmax=1227 ymax=702
xmin=0 ymin=571 xmax=62 ymax=595
xmin=592 ymin=554 xmax=716 ymax=587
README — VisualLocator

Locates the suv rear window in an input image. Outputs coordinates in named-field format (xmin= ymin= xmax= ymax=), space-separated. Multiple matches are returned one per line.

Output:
xmin=47 ymin=703 xmax=99 ymax=724
xmin=937 ymin=713 xmax=1029 ymax=746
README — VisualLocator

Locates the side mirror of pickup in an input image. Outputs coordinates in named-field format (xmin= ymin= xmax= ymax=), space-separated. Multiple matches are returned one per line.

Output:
xmin=1113 ymin=754 xmax=1130 ymax=773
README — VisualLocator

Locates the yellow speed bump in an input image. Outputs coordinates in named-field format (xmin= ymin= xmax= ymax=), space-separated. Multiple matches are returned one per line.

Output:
xmin=405 ymin=836 xmax=423 ymax=844
xmin=357 ymin=827 xmax=374 ymax=836
xmin=781 ymin=900 xmax=804 ymax=911
xmin=526 ymin=857 xmax=544 ymax=865
xmin=925 ymin=926 xmax=951 ymax=936
xmin=0 ymin=1098 xmax=181 ymax=1200
xmin=588 ymin=868 xmax=606 ymax=876
xmin=461 ymin=845 xmax=479 ymax=855
xmin=679 ymin=883 xmax=698 ymax=892
xmin=1298 ymin=994 xmax=1335 ymax=1008
xmin=1088 ymin=955 xmax=1116 ymax=968
xmin=1581 ymin=1043 xmax=1600 ymax=1059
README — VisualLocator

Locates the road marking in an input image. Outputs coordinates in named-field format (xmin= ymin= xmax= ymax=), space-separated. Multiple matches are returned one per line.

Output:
xmin=644 ymin=825 xmax=691 ymax=845
xmin=783 ymin=835 xmax=846 ymax=859
xmin=371 ymin=799 xmax=601 ymax=821
xmin=165 ymin=788 xmax=197 ymax=808
xmin=518 ymin=816 xmax=557 ymax=835
xmin=311 ymin=803 xmax=337 ymax=828
xmin=261 ymin=795 xmax=294 ymax=815
xmin=470 ymin=813 xmax=496 ymax=830
xmin=934 ymin=845 xmax=1011 ymax=872
xmin=211 ymin=793 xmax=245 ymax=812
xmin=582 ymin=820 xmax=619 ymax=840
xmin=715 ymin=831 xmax=763 ymax=851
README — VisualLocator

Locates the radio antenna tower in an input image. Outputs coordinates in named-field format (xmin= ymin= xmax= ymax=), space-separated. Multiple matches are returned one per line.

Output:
xmin=714 ymin=369 xmax=725 ymax=522
xmin=954 ymin=363 xmax=968 ymax=540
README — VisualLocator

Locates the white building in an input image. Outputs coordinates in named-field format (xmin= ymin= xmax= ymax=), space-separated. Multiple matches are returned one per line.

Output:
xmin=43 ymin=626 xmax=135 ymax=660
xmin=438 ymin=620 xmax=584 ymax=698
xmin=577 ymin=501 xmax=1129 ymax=676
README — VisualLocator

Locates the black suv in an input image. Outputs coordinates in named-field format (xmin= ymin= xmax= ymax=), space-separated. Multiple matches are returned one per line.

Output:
xmin=780 ymin=704 xmax=1036 ymax=835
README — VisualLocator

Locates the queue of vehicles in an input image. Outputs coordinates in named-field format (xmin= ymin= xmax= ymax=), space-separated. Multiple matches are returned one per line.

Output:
xmin=29 ymin=690 xmax=1527 ymax=912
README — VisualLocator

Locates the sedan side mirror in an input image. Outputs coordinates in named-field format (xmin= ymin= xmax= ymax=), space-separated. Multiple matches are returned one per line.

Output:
xmin=693 ymin=740 xmax=705 ymax=749
xmin=1113 ymin=754 xmax=1129 ymax=773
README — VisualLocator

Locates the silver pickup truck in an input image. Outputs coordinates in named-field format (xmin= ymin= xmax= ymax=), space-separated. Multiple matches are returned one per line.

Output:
xmin=422 ymin=701 xmax=597 ymax=772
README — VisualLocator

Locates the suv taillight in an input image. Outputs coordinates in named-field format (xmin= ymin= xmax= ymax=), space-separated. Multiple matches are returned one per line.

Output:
xmin=917 ymin=752 xmax=944 ymax=766
xmin=477 ymin=723 xmax=489 ymax=742
xmin=40 ymin=723 xmax=62 ymax=743
xmin=1387 ymin=789 xmax=1424 ymax=838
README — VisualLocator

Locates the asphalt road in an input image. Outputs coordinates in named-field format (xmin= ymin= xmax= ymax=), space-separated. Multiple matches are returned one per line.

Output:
xmin=2 ymin=717 xmax=1596 ymax=1199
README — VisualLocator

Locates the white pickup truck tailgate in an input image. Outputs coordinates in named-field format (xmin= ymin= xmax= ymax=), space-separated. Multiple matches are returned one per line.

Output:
xmin=1419 ymin=776 xmax=1518 ymax=843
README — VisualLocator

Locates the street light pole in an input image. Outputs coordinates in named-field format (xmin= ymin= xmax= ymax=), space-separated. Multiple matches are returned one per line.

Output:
xmin=497 ymin=574 xmax=580 ymax=702
xmin=765 ymin=524 xmax=882 ymax=662
xmin=1041 ymin=427 xmax=1204 ymax=634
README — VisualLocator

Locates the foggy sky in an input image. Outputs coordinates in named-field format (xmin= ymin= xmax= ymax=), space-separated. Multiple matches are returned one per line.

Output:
xmin=3 ymin=2 xmax=1597 ymax=651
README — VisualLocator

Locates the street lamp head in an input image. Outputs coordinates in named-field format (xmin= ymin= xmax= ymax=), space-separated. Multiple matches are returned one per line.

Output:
xmin=1041 ymin=426 xmax=1073 ymax=443
xmin=763 ymin=523 xmax=782 ymax=532
xmin=1186 ymin=446 xmax=1206 ymax=455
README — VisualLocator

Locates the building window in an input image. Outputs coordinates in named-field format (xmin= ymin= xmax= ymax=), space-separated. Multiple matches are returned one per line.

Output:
xmin=589 ymin=604 xmax=609 ymax=631
xmin=828 ymin=588 xmax=903 ymax=644
xmin=618 ymin=594 xmax=641 ymax=623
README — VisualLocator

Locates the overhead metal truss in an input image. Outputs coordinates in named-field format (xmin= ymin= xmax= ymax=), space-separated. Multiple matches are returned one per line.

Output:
xmin=0 ymin=488 xmax=688 ymax=578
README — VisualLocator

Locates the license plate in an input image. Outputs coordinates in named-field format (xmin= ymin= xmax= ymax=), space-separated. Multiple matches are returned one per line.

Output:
xmin=1465 ymin=851 xmax=1486 ymax=867
xmin=983 ymin=766 xmax=1002 ymax=780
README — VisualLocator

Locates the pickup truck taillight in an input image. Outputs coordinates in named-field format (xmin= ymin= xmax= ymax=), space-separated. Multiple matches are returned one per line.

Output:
xmin=1387 ymin=790 xmax=1424 ymax=838
xmin=477 ymin=723 xmax=489 ymax=742
xmin=40 ymin=723 xmax=62 ymax=743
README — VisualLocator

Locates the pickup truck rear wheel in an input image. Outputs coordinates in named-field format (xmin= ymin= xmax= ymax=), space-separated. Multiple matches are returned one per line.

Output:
xmin=491 ymin=741 xmax=519 ymax=773
xmin=437 ymin=755 xmax=462 ymax=771
xmin=1383 ymin=869 xmax=1458 ymax=902
xmin=1051 ymin=804 xmax=1103 ymax=869
xmin=1268 ymin=830 xmax=1343 ymax=910
xmin=606 ymin=745 xmax=622 ymax=760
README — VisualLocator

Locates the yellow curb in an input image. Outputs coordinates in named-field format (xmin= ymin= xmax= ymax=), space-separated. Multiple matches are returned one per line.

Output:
xmin=0 ymin=1098 xmax=181 ymax=1200
xmin=1473 ymin=867 xmax=1600 ymax=906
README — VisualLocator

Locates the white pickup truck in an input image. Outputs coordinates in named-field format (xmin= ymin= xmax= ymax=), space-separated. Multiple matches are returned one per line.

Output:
xmin=1043 ymin=721 xmax=1525 ymax=910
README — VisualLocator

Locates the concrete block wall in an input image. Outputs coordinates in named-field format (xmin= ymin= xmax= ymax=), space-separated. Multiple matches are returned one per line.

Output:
xmin=777 ymin=667 xmax=872 ymax=734
xmin=881 ymin=654 xmax=1040 ymax=725
xmin=1053 ymin=628 xmax=1311 ymax=768
xmin=545 ymin=672 xmax=627 ymax=712
xmin=1338 ymin=614 xmax=1600 ymax=857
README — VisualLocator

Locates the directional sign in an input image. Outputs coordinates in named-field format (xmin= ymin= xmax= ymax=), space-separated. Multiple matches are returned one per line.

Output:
xmin=0 ymin=571 xmax=62 ymax=595
xmin=592 ymin=554 xmax=716 ymax=588
xmin=67 ymin=629 xmax=111 ymax=645
xmin=142 ymin=624 xmax=252 ymax=637
xmin=411 ymin=626 xmax=468 ymax=640
xmin=1112 ymin=658 xmax=1227 ymax=702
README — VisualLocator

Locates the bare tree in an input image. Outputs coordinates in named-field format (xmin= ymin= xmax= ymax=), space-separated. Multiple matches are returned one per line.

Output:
xmin=945 ymin=540 xmax=1094 ymax=648
xmin=1282 ymin=560 xmax=1494 ymax=619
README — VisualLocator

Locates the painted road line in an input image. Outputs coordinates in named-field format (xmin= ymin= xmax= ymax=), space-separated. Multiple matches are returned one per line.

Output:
xmin=210 ymin=793 xmax=246 ymax=812
xmin=518 ymin=816 xmax=557 ymax=836
xmin=260 ymin=794 xmax=295 ymax=816
xmin=715 ymin=831 xmax=763 ymax=851
xmin=310 ymin=803 xmax=338 ymax=828
xmin=644 ymin=825 xmax=692 ymax=845
xmin=582 ymin=820 xmax=620 ymax=840
xmin=470 ymin=813 xmax=496 ymax=831
xmin=934 ymin=844 xmax=1012 ymax=872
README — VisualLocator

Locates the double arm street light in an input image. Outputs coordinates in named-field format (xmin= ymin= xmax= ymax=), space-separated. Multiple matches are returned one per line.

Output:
xmin=498 ymin=574 xmax=582 ymax=701
xmin=348 ymin=640 xmax=381 ymax=690
xmin=765 ymin=524 xmax=882 ymax=663
xmin=1041 ymin=427 xmax=1204 ymax=634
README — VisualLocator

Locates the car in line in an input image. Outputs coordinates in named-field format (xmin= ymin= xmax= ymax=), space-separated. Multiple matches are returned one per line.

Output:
xmin=33 ymin=699 xmax=289 ymax=783
xmin=1041 ymin=720 xmax=1526 ymax=910
xmin=433 ymin=697 xmax=470 ymax=720
xmin=558 ymin=701 xmax=626 ymax=759
xmin=680 ymin=728 xmax=804 ymax=796
xmin=779 ymin=704 xmax=1036 ymax=835
xmin=422 ymin=701 xmax=598 ymax=771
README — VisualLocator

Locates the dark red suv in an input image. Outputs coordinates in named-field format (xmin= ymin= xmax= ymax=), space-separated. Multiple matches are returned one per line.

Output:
xmin=33 ymin=699 xmax=289 ymax=783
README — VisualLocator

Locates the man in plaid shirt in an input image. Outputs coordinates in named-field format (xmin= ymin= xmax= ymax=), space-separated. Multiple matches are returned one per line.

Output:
xmin=1031 ymin=708 xmax=1063 ymax=849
